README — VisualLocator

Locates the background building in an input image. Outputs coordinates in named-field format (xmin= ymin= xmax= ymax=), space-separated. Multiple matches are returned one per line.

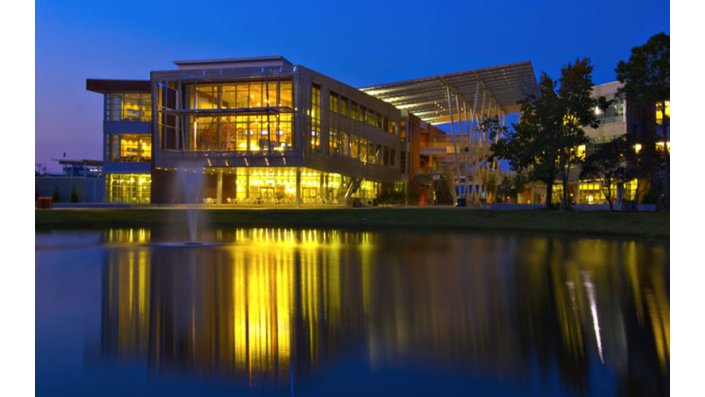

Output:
xmin=521 ymin=81 xmax=670 ymax=207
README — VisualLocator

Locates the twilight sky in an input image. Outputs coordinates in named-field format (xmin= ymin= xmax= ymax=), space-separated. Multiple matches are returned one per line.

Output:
xmin=35 ymin=0 xmax=669 ymax=172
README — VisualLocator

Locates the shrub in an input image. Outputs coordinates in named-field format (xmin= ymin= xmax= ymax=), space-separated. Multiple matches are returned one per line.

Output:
xmin=70 ymin=186 xmax=79 ymax=203
xmin=52 ymin=185 xmax=61 ymax=202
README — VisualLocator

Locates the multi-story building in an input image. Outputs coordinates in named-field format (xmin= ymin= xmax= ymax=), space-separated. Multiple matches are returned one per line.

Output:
xmin=88 ymin=56 xmax=537 ymax=206
xmin=522 ymin=81 xmax=670 ymax=206
xmin=87 ymin=79 xmax=152 ymax=203
xmin=149 ymin=56 xmax=403 ymax=205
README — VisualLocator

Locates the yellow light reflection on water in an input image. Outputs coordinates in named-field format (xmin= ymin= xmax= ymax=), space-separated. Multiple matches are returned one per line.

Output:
xmin=98 ymin=230 xmax=668 ymax=386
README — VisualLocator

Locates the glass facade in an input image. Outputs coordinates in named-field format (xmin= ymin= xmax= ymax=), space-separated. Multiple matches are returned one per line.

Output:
xmin=107 ymin=134 xmax=152 ymax=162
xmin=311 ymin=85 xmax=321 ymax=151
xmin=189 ymin=167 xmax=380 ymax=205
xmin=106 ymin=93 xmax=151 ymax=122
xmin=188 ymin=113 xmax=292 ymax=152
xmin=107 ymin=174 xmax=151 ymax=203
xmin=170 ymin=81 xmax=296 ymax=153
xmin=188 ymin=81 xmax=292 ymax=109
xmin=577 ymin=179 xmax=638 ymax=204
xmin=150 ymin=66 xmax=402 ymax=206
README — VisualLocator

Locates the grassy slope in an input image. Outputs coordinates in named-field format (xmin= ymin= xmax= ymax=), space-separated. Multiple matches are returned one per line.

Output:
xmin=35 ymin=208 xmax=669 ymax=239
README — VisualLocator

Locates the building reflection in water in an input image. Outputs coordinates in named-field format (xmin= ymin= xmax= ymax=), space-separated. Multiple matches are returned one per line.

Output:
xmin=100 ymin=228 xmax=669 ymax=394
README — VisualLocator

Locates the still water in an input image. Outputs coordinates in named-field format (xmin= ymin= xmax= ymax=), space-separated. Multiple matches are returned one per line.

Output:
xmin=36 ymin=228 xmax=669 ymax=396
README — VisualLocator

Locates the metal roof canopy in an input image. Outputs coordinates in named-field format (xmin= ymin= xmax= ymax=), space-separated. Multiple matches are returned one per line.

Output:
xmin=361 ymin=61 xmax=538 ymax=124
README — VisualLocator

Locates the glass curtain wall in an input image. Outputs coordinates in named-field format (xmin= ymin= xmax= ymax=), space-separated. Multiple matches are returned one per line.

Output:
xmin=310 ymin=85 xmax=321 ymax=151
xmin=106 ymin=93 xmax=151 ymax=122
xmin=227 ymin=167 xmax=350 ymax=205
xmin=107 ymin=134 xmax=152 ymax=162
xmin=170 ymin=80 xmax=293 ymax=152
xmin=189 ymin=114 xmax=292 ymax=152
xmin=107 ymin=174 xmax=151 ymax=203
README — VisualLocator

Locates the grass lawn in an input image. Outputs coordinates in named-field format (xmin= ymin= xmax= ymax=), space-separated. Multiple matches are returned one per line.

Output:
xmin=35 ymin=207 xmax=669 ymax=239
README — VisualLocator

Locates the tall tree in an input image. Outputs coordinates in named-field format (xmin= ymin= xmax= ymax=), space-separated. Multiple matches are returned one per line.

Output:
xmin=490 ymin=58 xmax=601 ymax=209
xmin=616 ymin=32 xmax=670 ymax=210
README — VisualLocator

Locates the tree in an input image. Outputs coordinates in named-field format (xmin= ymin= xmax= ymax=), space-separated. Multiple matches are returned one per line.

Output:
xmin=615 ymin=32 xmax=670 ymax=210
xmin=623 ymin=133 xmax=664 ymax=211
xmin=580 ymin=136 xmax=627 ymax=211
xmin=70 ymin=186 xmax=79 ymax=203
xmin=483 ymin=173 xmax=498 ymax=203
xmin=490 ymin=58 xmax=601 ymax=209
xmin=497 ymin=172 xmax=528 ymax=203
xmin=52 ymin=185 xmax=61 ymax=202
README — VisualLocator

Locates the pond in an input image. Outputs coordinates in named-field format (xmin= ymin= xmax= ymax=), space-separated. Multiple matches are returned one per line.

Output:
xmin=36 ymin=228 xmax=669 ymax=396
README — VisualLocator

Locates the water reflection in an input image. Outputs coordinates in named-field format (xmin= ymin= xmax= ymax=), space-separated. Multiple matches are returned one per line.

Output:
xmin=96 ymin=228 xmax=669 ymax=395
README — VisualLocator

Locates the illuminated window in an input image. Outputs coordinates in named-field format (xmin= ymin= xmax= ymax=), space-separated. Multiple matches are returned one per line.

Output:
xmin=595 ymin=94 xmax=625 ymax=124
xmin=329 ymin=91 xmax=339 ymax=113
xmin=359 ymin=137 xmax=368 ymax=163
xmin=107 ymin=174 xmax=151 ymax=203
xmin=656 ymin=141 xmax=671 ymax=153
xmin=311 ymin=85 xmax=321 ymax=151
xmin=340 ymin=131 xmax=349 ymax=157
xmin=329 ymin=128 xmax=339 ymax=155
xmin=340 ymin=96 xmax=348 ymax=117
xmin=351 ymin=101 xmax=359 ymax=120
xmin=108 ymin=134 xmax=151 ymax=162
xmin=350 ymin=135 xmax=359 ymax=159
xmin=656 ymin=100 xmax=670 ymax=125
xmin=390 ymin=120 xmax=398 ymax=136
xmin=106 ymin=93 xmax=151 ymax=122
xmin=367 ymin=109 xmax=377 ymax=127
xmin=235 ymin=168 xmax=298 ymax=203
xmin=187 ymin=80 xmax=292 ymax=110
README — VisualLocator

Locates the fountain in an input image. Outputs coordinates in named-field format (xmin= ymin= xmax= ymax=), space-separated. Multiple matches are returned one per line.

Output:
xmin=177 ymin=160 xmax=205 ymax=243
xmin=151 ymin=160 xmax=218 ymax=248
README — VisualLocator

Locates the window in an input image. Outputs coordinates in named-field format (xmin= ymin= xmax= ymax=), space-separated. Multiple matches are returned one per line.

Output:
xmin=595 ymin=94 xmax=625 ymax=124
xmin=311 ymin=85 xmax=321 ymax=150
xmin=107 ymin=174 xmax=151 ymax=203
xmin=656 ymin=100 xmax=670 ymax=125
xmin=329 ymin=128 xmax=339 ymax=155
xmin=187 ymin=80 xmax=292 ymax=109
xmin=350 ymin=135 xmax=359 ymax=160
xmin=367 ymin=109 xmax=376 ymax=127
xmin=106 ymin=93 xmax=151 ymax=122
xmin=340 ymin=96 xmax=349 ymax=117
xmin=329 ymin=91 xmax=339 ymax=113
xmin=359 ymin=138 xmax=368 ymax=163
xmin=108 ymin=134 xmax=151 ymax=162
xmin=351 ymin=101 xmax=359 ymax=120
xmin=340 ymin=131 xmax=350 ymax=157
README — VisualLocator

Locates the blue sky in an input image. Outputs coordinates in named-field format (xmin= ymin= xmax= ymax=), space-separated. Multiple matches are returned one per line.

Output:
xmin=35 ymin=0 xmax=670 ymax=171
